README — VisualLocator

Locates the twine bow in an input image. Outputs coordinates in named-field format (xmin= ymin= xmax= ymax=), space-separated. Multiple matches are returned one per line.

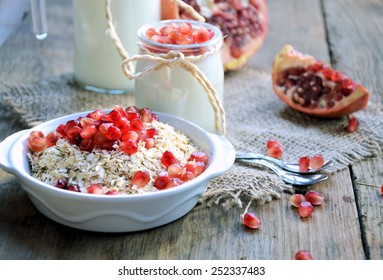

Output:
xmin=105 ymin=0 xmax=226 ymax=135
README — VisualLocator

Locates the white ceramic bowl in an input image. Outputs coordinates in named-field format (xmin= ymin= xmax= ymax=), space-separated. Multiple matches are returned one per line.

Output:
xmin=0 ymin=111 xmax=235 ymax=232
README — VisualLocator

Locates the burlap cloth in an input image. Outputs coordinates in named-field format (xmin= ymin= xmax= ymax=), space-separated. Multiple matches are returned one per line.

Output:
xmin=1 ymin=0 xmax=383 ymax=209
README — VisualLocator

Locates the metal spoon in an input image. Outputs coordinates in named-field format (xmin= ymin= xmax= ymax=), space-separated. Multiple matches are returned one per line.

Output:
xmin=235 ymin=152 xmax=334 ymax=174
xmin=236 ymin=158 xmax=328 ymax=186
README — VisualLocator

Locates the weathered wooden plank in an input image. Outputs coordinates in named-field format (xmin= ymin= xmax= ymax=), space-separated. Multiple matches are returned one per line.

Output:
xmin=323 ymin=0 xmax=383 ymax=259
xmin=249 ymin=0 xmax=330 ymax=71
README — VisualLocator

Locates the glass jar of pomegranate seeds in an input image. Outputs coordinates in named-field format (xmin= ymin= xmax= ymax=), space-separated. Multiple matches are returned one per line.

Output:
xmin=134 ymin=19 xmax=224 ymax=133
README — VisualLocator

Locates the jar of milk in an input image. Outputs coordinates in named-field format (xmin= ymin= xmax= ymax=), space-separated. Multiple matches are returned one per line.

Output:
xmin=73 ymin=0 xmax=161 ymax=94
xmin=134 ymin=20 xmax=224 ymax=133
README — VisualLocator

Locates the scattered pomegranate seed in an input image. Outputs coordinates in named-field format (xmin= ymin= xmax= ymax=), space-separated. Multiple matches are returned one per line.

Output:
xmin=289 ymin=194 xmax=306 ymax=208
xmin=242 ymin=212 xmax=261 ymax=229
xmin=131 ymin=170 xmax=151 ymax=188
xmin=309 ymin=154 xmax=324 ymax=170
xmin=266 ymin=138 xmax=279 ymax=150
xmin=298 ymin=201 xmax=314 ymax=218
xmin=87 ymin=184 xmax=104 ymax=194
xmin=346 ymin=115 xmax=358 ymax=133
xmin=267 ymin=143 xmax=283 ymax=159
xmin=298 ymin=156 xmax=310 ymax=172
xmin=380 ymin=185 xmax=383 ymax=196
xmin=305 ymin=190 xmax=325 ymax=206
xmin=294 ymin=250 xmax=313 ymax=260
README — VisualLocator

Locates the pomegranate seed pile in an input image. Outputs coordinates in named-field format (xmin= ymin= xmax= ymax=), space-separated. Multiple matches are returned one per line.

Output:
xmin=145 ymin=22 xmax=214 ymax=46
xmin=27 ymin=106 xmax=209 ymax=195
xmin=275 ymin=62 xmax=357 ymax=110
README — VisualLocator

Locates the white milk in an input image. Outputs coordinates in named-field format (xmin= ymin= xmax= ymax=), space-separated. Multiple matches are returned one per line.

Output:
xmin=135 ymin=20 xmax=224 ymax=133
xmin=73 ymin=0 xmax=160 ymax=94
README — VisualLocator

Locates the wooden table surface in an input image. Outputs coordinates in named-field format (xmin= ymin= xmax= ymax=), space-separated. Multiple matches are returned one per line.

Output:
xmin=0 ymin=0 xmax=382 ymax=260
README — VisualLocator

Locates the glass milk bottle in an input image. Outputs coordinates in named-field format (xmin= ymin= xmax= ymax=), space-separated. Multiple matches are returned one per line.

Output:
xmin=135 ymin=20 xmax=224 ymax=133
xmin=73 ymin=0 xmax=160 ymax=94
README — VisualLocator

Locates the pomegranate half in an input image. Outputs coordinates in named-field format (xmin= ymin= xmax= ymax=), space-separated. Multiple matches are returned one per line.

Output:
xmin=161 ymin=0 xmax=268 ymax=71
xmin=272 ymin=45 xmax=370 ymax=118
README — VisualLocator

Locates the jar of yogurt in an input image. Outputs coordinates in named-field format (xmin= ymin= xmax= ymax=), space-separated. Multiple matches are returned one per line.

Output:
xmin=73 ymin=0 xmax=161 ymax=94
xmin=134 ymin=19 xmax=224 ymax=133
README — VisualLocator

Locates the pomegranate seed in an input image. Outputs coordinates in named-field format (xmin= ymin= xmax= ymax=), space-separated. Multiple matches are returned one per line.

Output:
xmin=106 ymin=190 xmax=120 ymax=195
xmin=195 ymin=161 xmax=206 ymax=176
xmin=56 ymin=124 xmax=66 ymax=137
xmin=144 ymin=138 xmax=155 ymax=149
xmin=161 ymin=150 xmax=178 ymax=168
xmin=139 ymin=107 xmax=154 ymax=123
xmin=151 ymin=113 xmax=159 ymax=121
xmin=267 ymin=143 xmax=283 ymax=159
xmin=120 ymin=139 xmax=138 ymax=155
xmin=67 ymin=184 xmax=81 ymax=192
xmin=179 ymin=36 xmax=195 ymax=45
xmin=309 ymin=154 xmax=324 ymax=170
xmin=130 ymin=119 xmax=145 ymax=132
xmin=182 ymin=171 xmax=195 ymax=182
xmin=66 ymin=125 xmax=82 ymax=140
xmin=145 ymin=128 xmax=158 ymax=138
xmin=298 ymin=201 xmax=314 ymax=218
xmin=114 ymin=117 xmax=130 ymax=134
xmin=266 ymin=138 xmax=280 ymax=149
xmin=87 ymin=184 xmax=104 ymax=194
xmin=188 ymin=151 xmax=209 ymax=164
xmin=154 ymin=171 xmax=170 ymax=190
xmin=289 ymin=194 xmax=306 ymax=208
xmin=105 ymin=125 xmax=122 ymax=140
xmin=79 ymin=138 xmax=95 ymax=152
xmin=305 ymin=190 xmax=325 ymax=205
xmin=80 ymin=125 xmax=97 ymax=139
xmin=93 ymin=131 xmax=107 ymax=145
xmin=79 ymin=117 xmax=97 ymax=128
xmin=131 ymin=170 xmax=151 ymax=188
xmin=166 ymin=177 xmax=183 ymax=189
xmin=331 ymin=70 xmax=343 ymax=82
xmin=54 ymin=179 xmax=68 ymax=189
xmin=185 ymin=161 xmax=197 ymax=174
xmin=243 ymin=212 xmax=261 ymax=229
xmin=294 ymin=250 xmax=313 ymax=260
xmin=346 ymin=115 xmax=358 ymax=133
xmin=46 ymin=131 xmax=61 ymax=146
xmin=194 ymin=26 xmax=211 ymax=43
xmin=125 ymin=105 xmax=139 ymax=113
xmin=179 ymin=22 xmax=192 ymax=35
xmin=112 ymin=105 xmax=127 ymax=117
xmin=122 ymin=130 xmax=139 ymax=142
xmin=28 ymin=135 xmax=48 ymax=152
xmin=150 ymin=34 xmax=166 ymax=44
xmin=86 ymin=109 xmax=105 ymax=121
xmin=108 ymin=109 xmax=123 ymax=122
xmin=168 ymin=30 xmax=183 ymax=43
xmin=298 ymin=156 xmax=310 ymax=172
xmin=98 ymin=123 xmax=113 ymax=134
xmin=101 ymin=140 xmax=116 ymax=151
xmin=322 ymin=67 xmax=334 ymax=80
xmin=168 ymin=163 xmax=185 ymax=178
xmin=381 ymin=185 xmax=383 ymax=196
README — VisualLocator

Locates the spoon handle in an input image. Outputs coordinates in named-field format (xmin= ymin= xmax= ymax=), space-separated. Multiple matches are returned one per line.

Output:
xmin=235 ymin=152 xmax=284 ymax=167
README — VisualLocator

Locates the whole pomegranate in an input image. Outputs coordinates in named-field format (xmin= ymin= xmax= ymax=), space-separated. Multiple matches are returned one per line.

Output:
xmin=161 ymin=0 xmax=268 ymax=71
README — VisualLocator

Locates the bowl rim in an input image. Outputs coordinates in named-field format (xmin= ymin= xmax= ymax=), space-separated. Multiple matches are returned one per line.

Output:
xmin=9 ymin=109 xmax=230 ymax=201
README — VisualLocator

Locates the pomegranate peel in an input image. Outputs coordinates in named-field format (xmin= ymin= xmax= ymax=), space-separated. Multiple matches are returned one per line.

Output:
xmin=272 ymin=44 xmax=370 ymax=118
